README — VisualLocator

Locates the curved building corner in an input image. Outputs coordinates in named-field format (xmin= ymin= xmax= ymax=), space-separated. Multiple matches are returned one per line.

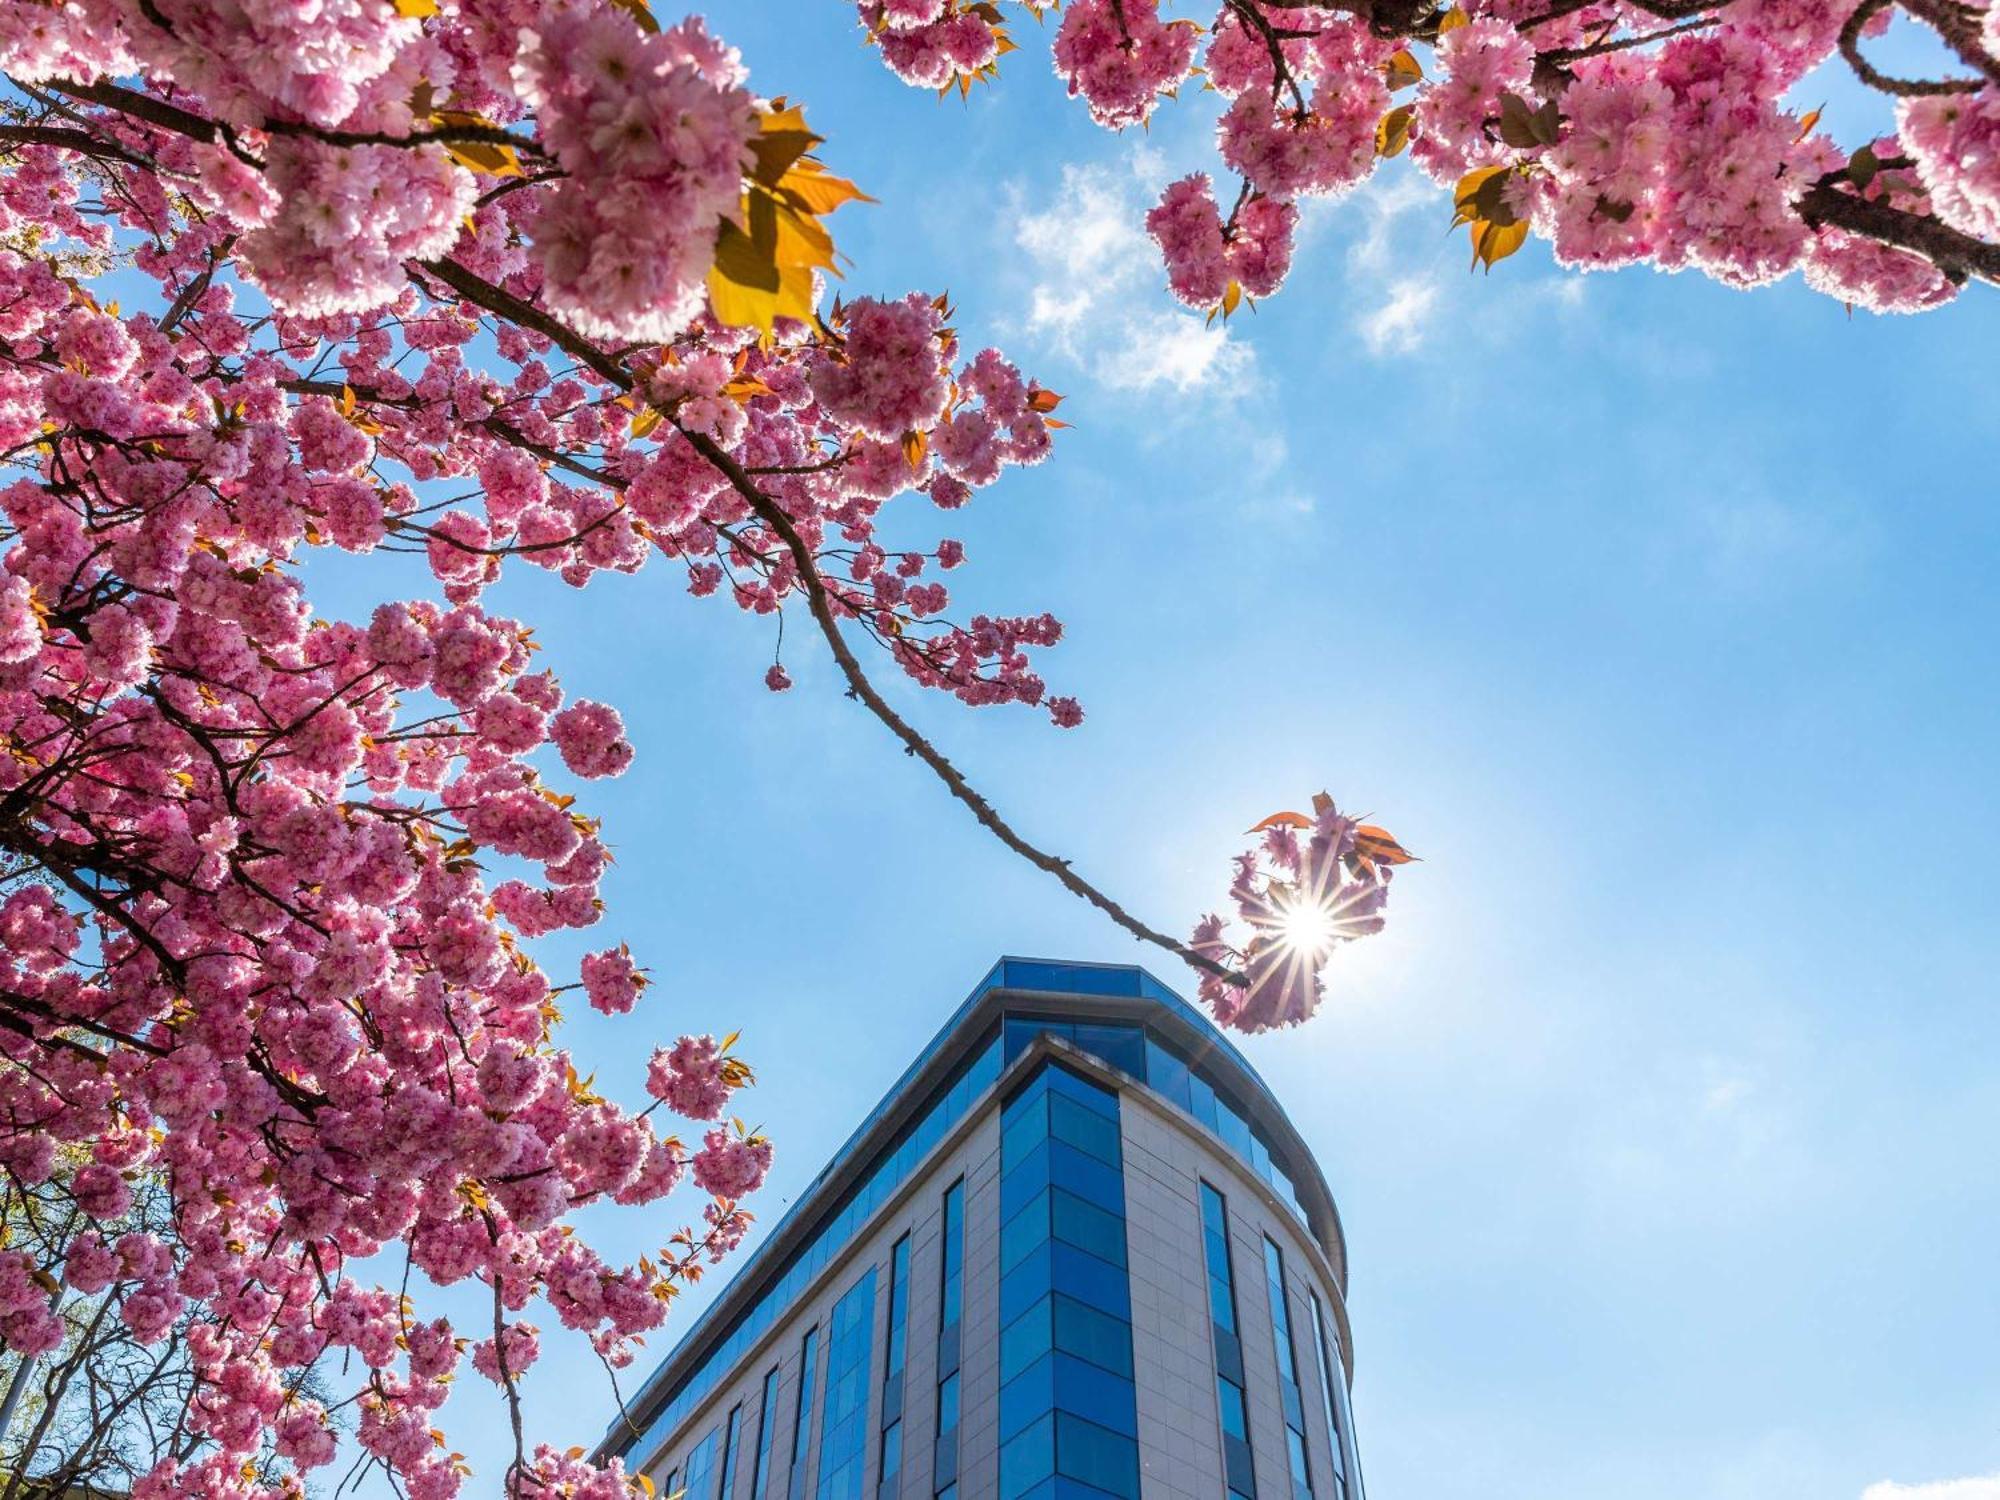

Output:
xmin=599 ymin=957 xmax=1370 ymax=1500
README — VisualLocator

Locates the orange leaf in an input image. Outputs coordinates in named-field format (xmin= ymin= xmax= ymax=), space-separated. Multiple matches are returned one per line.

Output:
xmin=1352 ymin=824 xmax=1418 ymax=866
xmin=1247 ymin=811 xmax=1313 ymax=834
xmin=1026 ymin=387 xmax=1063 ymax=413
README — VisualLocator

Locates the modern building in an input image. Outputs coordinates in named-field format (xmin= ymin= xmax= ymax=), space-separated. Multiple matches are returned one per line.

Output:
xmin=598 ymin=958 xmax=1369 ymax=1500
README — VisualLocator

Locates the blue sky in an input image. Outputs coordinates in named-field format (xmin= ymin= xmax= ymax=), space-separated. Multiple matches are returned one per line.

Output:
xmin=319 ymin=8 xmax=2000 ymax=1497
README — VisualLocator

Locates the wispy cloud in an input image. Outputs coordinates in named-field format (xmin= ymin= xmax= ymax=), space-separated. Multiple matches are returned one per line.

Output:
xmin=1863 ymin=1478 xmax=2000 ymax=1500
xmin=1011 ymin=161 xmax=1254 ymax=395
xmin=1323 ymin=166 xmax=1589 ymax=358
xmin=1358 ymin=278 xmax=1439 ymax=356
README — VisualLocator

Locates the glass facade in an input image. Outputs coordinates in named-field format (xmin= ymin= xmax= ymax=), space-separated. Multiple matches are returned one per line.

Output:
xmin=719 ymin=1406 xmax=744 ymax=1500
xmin=629 ymin=1033 xmax=1005 ymax=1465
xmin=751 ymin=1366 xmax=781 ymax=1500
xmin=996 ymin=1063 xmax=1140 ymax=1500
xmin=934 ymin=1179 xmax=965 ymax=1497
xmin=787 ymin=1326 xmax=820 ymax=1500
xmin=1305 ymin=1292 xmax=1353 ymax=1500
xmin=817 ymin=1271 xmax=879 ymax=1500
xmin=878 ymin=1235 xmax=910 ymax=1500
xmin=1201 ymin=1184 xmax=1257 ymax=1500
xmin=683 ymin=1426 xmax=721 ymax=1500
xmin=1262 ymin=1240 xmax=1314 ymax=1500
xmin=613 ymin=961 xmax=1357 ymax=1500
xmin=1000 ymin=1015 xmax=1310 ymax=1226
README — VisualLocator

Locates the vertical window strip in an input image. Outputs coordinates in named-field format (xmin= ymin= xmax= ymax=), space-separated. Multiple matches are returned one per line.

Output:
xmin=1262 ymin=1239 xmax=1314 ymax=1500
xmin=788 ymin=1326 xmax=820 ymax=1500
xmin=719 ymin=1406 xmax=744 ymax=1500
xmin=1201 ymin=1183 xmax=1257 ymax=1500
xmin=751 ymin=1366 xmax=782 ymax=1500
xmin=879 ymin=1235 xmax=911 ymax=1500
xmin=1305 ymin=1292 xmax=1350 ymax=1500
xmin=995 ymin=1063 xmax=1140 ymax=1500
xmin=684 ymin=1426 xmax=721 ymax=1500
xmin=933 ymin=1179 xmax=965 ymax=1499
xmin=816 ymin=1269 xmax=880 ymax=1500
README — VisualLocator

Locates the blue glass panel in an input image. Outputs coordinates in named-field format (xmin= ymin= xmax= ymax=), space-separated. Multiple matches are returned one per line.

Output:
xmin=1054 ymin=1414 xmax=1139 ymax=1500
xmin=1143 ymin=1037 xmax=1192 ymax=1112
xmin=1218 ymin=1379 xmax=1249 ymax=1441
xmin=817 ymin=1270 xmax=878 ymax=1500
xmin=1047 ymin=1093 xmax=1121 ymax=1166
xmin=936 ymin=1372 xmax=960 ymax=1434
xmin=999 ymin=1357 xmax=1053 ymax=1441
xmin=1048 ymin=1241 xmax=1131 ymax=1320
xmin=1044 ymin=1142 xmax=1124 ymax=1214
xmin=1000 ymin=1191 xmax=1050 ymax=1275
xmin=999 ymin=1414 xmax=1056 ymax=1500
xmin=1041 ymin=1065 xmax=1118 ymax=1118
xmin=1187 ymin=1073 xmax=1220 ymax=1132
xmin=1001 ymin=1141 xmax=1054 ymax=1220
xmin=683 ymin=1429 xmax=719 ymax=1500
xmin=719 ymin=1407 xmax=743 ymax=1500
xmin=1050 ymin=1189 xmax=1126 ymax=1268
xmin=788 ymin=1326 xmax=819 ymax=1500
xmin=999 ymin=962 xmax=1142 ymax=997
xmin=1250 ymin=1133 xmax=1274 ymax=1185
xmin=751 ymin=1367 xmax=781 ymax=1500
xmin=1215 ymin=1098 xmax=1254 ymax=1159
xmin=1052 ymin=1295 xmax=1133 ymax=1380
xmin=1000 ymin=1297 xmax=1054 ymax=1386
xmin=1070 ymin=1024 xmax=1146 ymax=1080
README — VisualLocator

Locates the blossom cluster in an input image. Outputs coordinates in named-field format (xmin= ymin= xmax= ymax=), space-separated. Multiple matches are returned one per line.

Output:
xmin=0 ymin=4 xmax=1076 ymax=1498
xmin=1190 ymin=802 xmax=1393 ymax=1033
xmin=854 ymin=0 xmax=1999 ymax=315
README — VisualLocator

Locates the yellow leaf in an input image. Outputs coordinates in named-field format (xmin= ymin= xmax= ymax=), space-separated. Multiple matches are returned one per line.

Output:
xmin=901 ymin=429 xmax=928 ymax=472
xmin=442 ymin=139 xmax=522 ymax=178
xmin=774 ymin=160 xmax=874 ymax=217
xmin=1221 ymin=279 xmax=1243 ymax=318
xmin=707 ymin=188 xmax=823 ymax=332
xmin=1376 ymin=104 xmax=1415 ymax=158
xmin=393 ymin=0 xmax=438 ymax=15
xmin=1451 ymin=165 xmax=1515 ymax=228
xmin=1793 ymin=103 xmax=1824 ymax=142
xmin=1436 ymin=7 xmax=1470 ymax=32
xmin=1469 ymin=217 xmax=1529 ymax=270
xmin=750 ymin=106 xmax=825 ymax=188
xmin=631 ymin=405 xmax=663 ymax=439
xmin=1382 ymin=48 xmax=1423 ymax=91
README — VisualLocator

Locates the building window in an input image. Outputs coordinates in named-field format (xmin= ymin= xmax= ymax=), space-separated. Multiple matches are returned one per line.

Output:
xmin=683 ymin=1425 xmax=721 ymax=1500
xmin=933 ymin=1179 xmax=964 ymax=1497
xmin=1306 ymin=1292 xmax=1351 ymax=1500
xmin=995 ymin=1063 xmax=1139 ymax=1500
xmin=621 ymin=1029 xmax=1003 ymax=1466
xmin=878 ymin=1234 xmax=911 ymax=1500
xmin=1262 ymin=1239 xmax=1314 ymax=1500
xmin=1201 ymin=1184 xmax=1257 ymax=1500
xmin=816 ymin=1268 xmax=879 ymax=1500
xmin=718 ymin=1406 xmax=744 ymax=1500
xmin=787 ymin=1326 xmax=820 ymax=1500
xmin=751 ymin=1366 xmax=782 ymax=1500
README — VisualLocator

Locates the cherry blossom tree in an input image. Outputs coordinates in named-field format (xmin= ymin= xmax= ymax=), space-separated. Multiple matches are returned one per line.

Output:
xmin=0 ymin=2 xmax=1404 ymax=1497
xmin=857 ymin=0 xmax=2000 ymax=312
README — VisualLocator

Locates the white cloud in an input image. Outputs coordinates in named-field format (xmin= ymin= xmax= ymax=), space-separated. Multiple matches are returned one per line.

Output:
xmin=1012 ymin=162 xmax=1253 ymax=395
xmin=1358 ymin=278 xmax=1438 ymax=356
xmin=1863 ymin=1478 xmax=2000 ymax=1500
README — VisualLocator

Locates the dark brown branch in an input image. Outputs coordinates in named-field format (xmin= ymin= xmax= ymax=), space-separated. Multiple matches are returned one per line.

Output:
xmin=1796 ymin=178 xmax=2000 ymax=286
xmin=1839 ymin=0 xmax=1984 ymax=94
xmin=415 ymin=259 xmax=1246 ymax=987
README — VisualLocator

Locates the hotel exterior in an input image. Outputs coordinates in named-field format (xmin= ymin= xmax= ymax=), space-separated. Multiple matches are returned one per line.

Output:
xmin=599 ymin=959 xmax=1369 ymax=1500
